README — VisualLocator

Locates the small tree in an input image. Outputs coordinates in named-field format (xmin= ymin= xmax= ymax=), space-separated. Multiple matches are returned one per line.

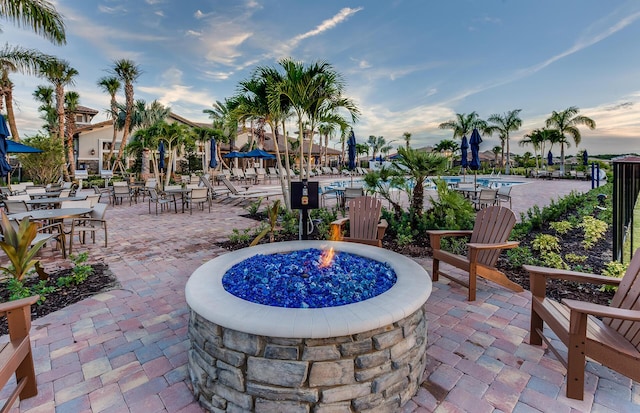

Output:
xmin=17 ymin=133 xmax=65 ymax=184
xmin=0 ymin=211 xmax=48 ymax=281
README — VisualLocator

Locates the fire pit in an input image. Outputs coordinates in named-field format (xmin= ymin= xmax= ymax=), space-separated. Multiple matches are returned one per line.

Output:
xmin=186 ymin=241 xmax=431 ymax=412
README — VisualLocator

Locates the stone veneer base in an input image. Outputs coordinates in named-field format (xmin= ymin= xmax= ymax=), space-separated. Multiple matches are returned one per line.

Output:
xmin=186 ymin=241 xmax=431 ymax=412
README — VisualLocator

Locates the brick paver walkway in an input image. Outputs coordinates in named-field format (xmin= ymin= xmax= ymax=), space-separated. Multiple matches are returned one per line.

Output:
xmin=3 ymin=177 xmax=637 ymax=413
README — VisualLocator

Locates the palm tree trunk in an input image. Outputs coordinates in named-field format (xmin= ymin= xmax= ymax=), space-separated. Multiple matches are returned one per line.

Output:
xmin=505 ymin=137 xmax=511 ymax=175
xmin=5 ymin=85 xmax=19 ymax=141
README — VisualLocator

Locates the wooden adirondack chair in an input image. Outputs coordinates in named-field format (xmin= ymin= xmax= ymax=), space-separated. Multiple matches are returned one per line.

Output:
xmin=427 ymin=205 xmax=522 ymax=301
xmin=525 ymin=251 xmax=640 ymax=400
xmin=330 ymin=196 xmax=388 ymax=247
xmin=0 ymin=296 xmax=39 ymax=411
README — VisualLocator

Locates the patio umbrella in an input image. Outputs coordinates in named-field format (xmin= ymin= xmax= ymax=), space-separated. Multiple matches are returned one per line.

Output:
xmin=209 ymin=138 xmax=218 ymax=169
xmin=6 ymin=140 xmax=43 ymax=153
xmin=347 ymin=130 xmax=356 ymax=171
xmin=547 ymin=150 xmax=554 ymax=166
xmin=243 ymin=148 xmax=275 ymax=159
xmin=223 ymin=151 xmax=245 ymax=158
xmin=158 ymin=141 xmax=165 ymax=171
xmin=582 ymin=150 xmax=588 ymax=166
xmin=460 ymin=135 xmax=469 ymax=177
xmin=0 ymin=115 xmax=11 ymax=178
xmin=469 ymin=128 xmax=482 ymax=187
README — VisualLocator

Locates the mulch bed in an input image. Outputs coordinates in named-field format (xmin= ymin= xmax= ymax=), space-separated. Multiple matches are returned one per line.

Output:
xmin=0 ymin=263 xmax=119 ymax=336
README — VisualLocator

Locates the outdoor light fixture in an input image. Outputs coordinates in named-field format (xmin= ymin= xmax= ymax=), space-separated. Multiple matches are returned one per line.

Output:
xmin=90 ymin=149 xmax=96 ymax=155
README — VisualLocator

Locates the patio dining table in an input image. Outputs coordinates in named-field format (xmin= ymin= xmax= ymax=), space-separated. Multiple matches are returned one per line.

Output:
xmin=164 ymin=188 xmax=192 ymax=213
xmin=25 ymin=196 xmax=87 ymax=209
xmin=29 ymin=190 xmax=62 ymax=199
xmin=8 ymin=207 xmax=93 ymax=222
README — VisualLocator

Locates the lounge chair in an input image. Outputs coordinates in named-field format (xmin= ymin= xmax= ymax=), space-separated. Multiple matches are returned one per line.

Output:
xmin=199 ymin=176 xmax=231 ymax=199
xmin=219 ymin=176 xmax=282 ymax=200
xmin=525 ymin=251 xmax=640 ymax=400
xmin=330 ymin=196 xmax=388 ymax=247
xmin=427 ymin=205 xmax=522 ymax=301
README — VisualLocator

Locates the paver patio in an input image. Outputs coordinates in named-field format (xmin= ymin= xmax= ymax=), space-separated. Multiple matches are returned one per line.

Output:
xmin=3 ymin=176 xmax=638 ymax=412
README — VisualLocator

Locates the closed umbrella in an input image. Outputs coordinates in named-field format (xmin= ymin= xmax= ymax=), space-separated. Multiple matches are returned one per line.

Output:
xmin=547 ymin=150 xmax=554 ymax=166
xmin=469 ymin=128 xmax=482 ymax=187
xmin=0 ymin=115 xmax=11 ymax=178
xmin=158 ymin=141 xmax=165 ymax=171
xmin=347 ymin=130 xmax=356 ymax=171
xmin=209 ymin=138 xmax=218 ymax=169
xmin=460 ymin=135 xmax=469 ymax=177
xmin=582 ymin=150 xmax=588 ymax=166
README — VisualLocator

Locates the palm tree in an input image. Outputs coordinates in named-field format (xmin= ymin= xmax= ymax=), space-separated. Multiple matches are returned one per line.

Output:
xmin=367 ymin=135 xmax=388 ymax=162
xmin=433 ymin=139 xmax=459 ymax=169
xmin=0 ymin=0 xmax=65 ymax=139
xmin=268 ymin=58 xmax=358 ymax=180
xmin=439 ymin=111 xmax=486 ymax=143
xmin=111 ymin=59 xmax=141 ymax=172
xmin=0 ymin=0 xmax=66 ymax=44
xmin=403 ymin=132 xmax=412 ymax=150
xmin=392 ymin=147 xmax=448 ymax=220
xmin=204 ymin=98 xmax=239 ymax=165
xmin=492 ymin=145 xmax=501 ymax=169
xmin=97 ymin=76 xmax=121 ymax=168
xmin=32 ymin=84 xmax=56 ymax=133
xmin=63 ymin=90 xmax=80 ymax=176
xmin=545 ymin=106 xmax=596 ymax=174
xmin=486 ymin=109 xmax=522 ymax=175
xmin=520 ymin=128 xmax=553 ymax=170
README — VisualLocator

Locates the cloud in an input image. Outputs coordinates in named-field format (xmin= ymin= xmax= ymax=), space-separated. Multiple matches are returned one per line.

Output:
xmin=98 ymin=5 xmax=127 ymax=14
xmin=137 ymin=67 xmax=215 ymax=110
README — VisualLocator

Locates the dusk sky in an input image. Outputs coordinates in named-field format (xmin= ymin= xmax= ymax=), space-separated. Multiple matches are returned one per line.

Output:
xmin=4 ymin=0 xmax=640 ymax=155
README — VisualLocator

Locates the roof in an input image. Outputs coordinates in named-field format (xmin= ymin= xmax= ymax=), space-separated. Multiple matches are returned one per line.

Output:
xmin=74 ymin=105 xmax=99 ymax=115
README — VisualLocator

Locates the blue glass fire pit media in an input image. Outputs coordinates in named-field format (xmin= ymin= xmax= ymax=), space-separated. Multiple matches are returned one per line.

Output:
xmin=222 ymin=248 xmax=397 ymax=308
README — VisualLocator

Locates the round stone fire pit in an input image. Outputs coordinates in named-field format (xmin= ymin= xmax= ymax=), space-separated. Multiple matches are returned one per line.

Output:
xmin=186 ymin=241 xmax=431 ymax=412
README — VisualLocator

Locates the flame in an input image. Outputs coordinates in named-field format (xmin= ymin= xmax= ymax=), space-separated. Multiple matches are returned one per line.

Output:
xmin=319 ymin=247 xmax=335 ymax=268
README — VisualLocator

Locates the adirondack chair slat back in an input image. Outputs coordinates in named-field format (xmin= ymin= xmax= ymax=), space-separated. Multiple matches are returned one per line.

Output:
xmin=605 ymin=251 xmax=640 ymax=350
xmin=469 ymin=206 xmax=516 ymax=267
xmin=348 ymin=196 xmax=382 ymax=241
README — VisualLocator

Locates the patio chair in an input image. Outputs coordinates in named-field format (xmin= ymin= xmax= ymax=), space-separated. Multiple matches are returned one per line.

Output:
xmin=343 ymin=187 xmax=364 ymax=208
xmin=330 ymin=196 xmax=388 ymax=247
xmin=92 ymin=185 xmax=111 ymax=203
xmin=525 ymin=252 xmax=640 ymax=400
xmin=147 ymin=188 xmax=177 ymax=215
xmin=69 ymin=202 xmax=108 ymax=253
xmin=427 ymin=205 xmax=522 ymax=301
xmin=470 ymin=188 xmax=497 ymax=210
xmin=112 ymin=184 xmax=133 ymax=206
xmin=495 ymin=185 xmax=512 ymax=209
xmin=0 ymin=295 xmax=39 ymax=412
xmin=4 ymin=216 xmax=67 ymax=258
xmin=186 ymin=187 xmax=211 ymax=214
xmin=4 ymin=200 xmax=30 ymax=214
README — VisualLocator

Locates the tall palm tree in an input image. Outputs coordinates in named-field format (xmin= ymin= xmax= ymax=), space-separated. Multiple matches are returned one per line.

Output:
xmin=0 ymin=0 xmax=65 ymax=139
xmin=403 ymin=131 xmax=412 ymax=150
xmin=486 ymin=109 xmax=522 ymax=175
xmin=492 ymin=145 xmax=501 ymax=170
xmin=520 ymin=128 xmax=551 ymax=170
xmin=111 ymin=59 xmax=141 ymax=171
xmin=438 ymin=111 xmax=486 ymax=142
xmin=39 ymin=58 xmax=77 ymax=180
xmin=204 ymin=98 xmax=239 ymax=162
xmin=545 ymin=106 xmax=596 ymax=174
xmin=97 ymin=76 xmax=121 ymax=167
xmin=268 ymin=58 xmax=358 ymax=180
xmin=64 ymin=90 xmax=80 ymax=177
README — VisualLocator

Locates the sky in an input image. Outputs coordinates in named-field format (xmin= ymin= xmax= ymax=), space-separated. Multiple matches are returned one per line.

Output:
xmin=3 ymin=0 xmax=640 ymax=156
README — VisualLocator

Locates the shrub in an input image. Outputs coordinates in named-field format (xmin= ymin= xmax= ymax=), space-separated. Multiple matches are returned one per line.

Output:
xmin=0 ymin=211 xmax=49 ymax=281
xmin=532 ymin=234 xmax=560 ymax=255
xmin=579 ymin=216 xmax=608 ymax=249
xmin=506 ymin=246 xmax=537 ymax=268
xmin=601 ymin=261 xmax=628 ymax=292
xmin=549 ymin=221 xmax=573 ymax=235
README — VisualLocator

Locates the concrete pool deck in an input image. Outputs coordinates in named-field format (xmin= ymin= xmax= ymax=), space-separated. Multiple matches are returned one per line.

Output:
xmin=3 ymin=176 xmax=636 ymax=413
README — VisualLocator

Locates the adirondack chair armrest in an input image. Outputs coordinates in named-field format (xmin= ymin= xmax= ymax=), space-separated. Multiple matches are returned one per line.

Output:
xmin=0 ymin=295 xmax=39 ymax=314
xmin=467 ymin=241 xmax=520 ymax=251
xmin=524 ymin=265 xmax=622 ymax=285
xmin=377 ymin=219 xmax=388 ymax=240
xmin=562 ymin=299 xmax=640 ymax=322
xmin=330 ymin=218 xmax=350 ymax=241
xmin=426 ymin=230 xmax=474 ymax=238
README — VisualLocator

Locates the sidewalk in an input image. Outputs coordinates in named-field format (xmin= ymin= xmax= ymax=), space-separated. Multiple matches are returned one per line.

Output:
xmin=4 ymin=177 xmax=634 ymax=413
